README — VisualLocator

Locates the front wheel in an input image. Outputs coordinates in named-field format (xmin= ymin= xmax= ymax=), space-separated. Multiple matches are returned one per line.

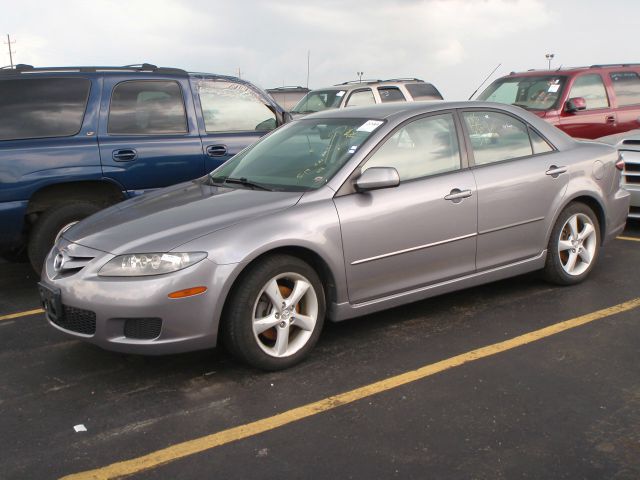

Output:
xmin=223 ymin=255 xmax=326 ymax=371
xmin=543 ymin=203 xmax=600 ymax=285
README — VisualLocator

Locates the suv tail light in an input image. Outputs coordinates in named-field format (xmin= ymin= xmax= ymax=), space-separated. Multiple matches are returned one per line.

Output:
xmin=616 ymin=153 xmax=625 ymax=171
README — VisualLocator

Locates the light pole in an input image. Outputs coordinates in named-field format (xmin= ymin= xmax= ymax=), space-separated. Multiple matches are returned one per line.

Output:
xmin=545 ymin=53 xmax=555 ymax=70
xmin=357 ymin=71 xmax=363 ymax=83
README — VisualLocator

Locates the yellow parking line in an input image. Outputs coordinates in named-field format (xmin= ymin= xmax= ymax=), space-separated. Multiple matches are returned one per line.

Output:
xmin=0 ymin=308 xmax=44 ymax=322
xmin=61 ymin=297 xmax=640 ymax=480
xmin=617 ymin=236 xmax=640 ymax=242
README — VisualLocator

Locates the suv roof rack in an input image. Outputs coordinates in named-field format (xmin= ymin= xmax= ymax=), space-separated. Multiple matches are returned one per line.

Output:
xmin=589 ymin=63 xmax=640 ymax=68
xmin=268 ymin=85 xmax=309 ymax=90
xmin=335 ymin=79 xmax=383 ymax=85
xmin=0 ymin=64 xmax=188 ymax=76
xmin=382 ymin=78 xmax=424 ymax=83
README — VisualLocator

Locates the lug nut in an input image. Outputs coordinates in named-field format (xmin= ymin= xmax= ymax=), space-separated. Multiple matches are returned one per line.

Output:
xmin=279 ymin=321 xmax=286 ymax=328
xmin=275 ymin=313 xmax=279 ymax=319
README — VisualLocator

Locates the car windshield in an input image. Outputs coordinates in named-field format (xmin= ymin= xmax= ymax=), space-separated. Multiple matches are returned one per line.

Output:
xmin=478 ymin=75 xmax=567 ymax=111
xmin=291 ymin=90 xmax=346 ymax=114
xmin=209 ymin=118 xmax=384 ymax=191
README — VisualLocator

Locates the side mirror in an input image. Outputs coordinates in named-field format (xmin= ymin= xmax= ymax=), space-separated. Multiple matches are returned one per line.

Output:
xmin=565 ymin=97 xmax=587 ymax=113
xmin=355 ymin=167 xmax=400 ymax=192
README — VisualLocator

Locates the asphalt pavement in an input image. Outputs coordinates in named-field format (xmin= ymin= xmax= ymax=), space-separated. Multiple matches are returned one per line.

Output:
xmin=0 ymin=221 xmax=638 ymax=479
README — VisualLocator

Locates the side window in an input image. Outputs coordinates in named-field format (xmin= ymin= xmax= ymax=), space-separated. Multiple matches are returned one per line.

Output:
xmin=530 ymin=129 xmax=553 ymax=154
xmin=405 ymin=83 xmax=443 ymax=100
xmin=568 ymin=74 xmax=609 ymax=109
xmin=197 ymin=80 xmax=276 ymax=132
xmin=462 ymin=111 xmax=533 ymax=165
xmin=363 ymin=113 xmax=461 ymax=181
xmin=378 ymin=87 xmax=406 ymax=103
xmin=108 ymin=80 xmax=187 ymax=135
xmin=345 ymin=89 xmax=375 ymax=107
xmin=0 ymin=78 xmax=90 ymax=141
xmin=609 ymin=71 xmax=640 ymax=107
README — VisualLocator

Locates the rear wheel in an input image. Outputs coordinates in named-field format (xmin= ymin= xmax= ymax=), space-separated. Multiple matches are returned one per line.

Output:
xmin=223 ymin=254 xmax=325 ymax=371
xmin=543 ymin=203 xmax=600 ymax=285
xmin=28 ymin=202 xmax=101 ymax=273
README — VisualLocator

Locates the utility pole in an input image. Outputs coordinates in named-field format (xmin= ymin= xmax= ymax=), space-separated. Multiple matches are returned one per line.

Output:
xmin=5 ymin=34 xmax=16 ymax=68
xmin=237 ymin=67 xmax=241 ymax=79
xmin=306 ymin=50 xmax=310 ymax=89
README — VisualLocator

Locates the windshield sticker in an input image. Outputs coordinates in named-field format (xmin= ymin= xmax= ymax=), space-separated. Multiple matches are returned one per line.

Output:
xmin=336 ymin=91 xmax=345 ymax=97
xmin=348 ymin=145 xmax=358 ymax=154
xmin=547 ymin=84 xmax=560 ymax=93
xmin=357 ymin=120 xmax=384 ymax=132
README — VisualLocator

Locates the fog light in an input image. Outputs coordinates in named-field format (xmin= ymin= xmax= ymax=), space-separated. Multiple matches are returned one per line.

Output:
xmin=168 ymin=286 xmax=208 ymax=299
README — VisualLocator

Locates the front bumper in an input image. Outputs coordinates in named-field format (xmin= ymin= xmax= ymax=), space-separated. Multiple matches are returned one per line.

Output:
xmin=40 ymin=240 xmax=236 ymax=355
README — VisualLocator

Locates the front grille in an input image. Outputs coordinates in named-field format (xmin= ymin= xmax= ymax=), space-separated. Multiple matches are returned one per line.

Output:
xmin=124 ymin=318 xmax=162 ymax=340
xmin=621 ymin=150 xmax=640 ymax=185
xmin=51 ymin=305 xmax=96 ymax=335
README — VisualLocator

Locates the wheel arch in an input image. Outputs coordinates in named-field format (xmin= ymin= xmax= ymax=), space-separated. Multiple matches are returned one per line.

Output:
xmin=547 ymin=193 xmax=606 ymax=245
xmin=26 ymin=180 xmax=126 ymax=217
xmin=218 ymin=245 xmax=339 ymax=337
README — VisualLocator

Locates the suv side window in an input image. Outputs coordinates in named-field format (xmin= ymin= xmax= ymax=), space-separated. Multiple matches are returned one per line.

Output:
xmin=609 ymin=71 xmax=640 ymax=107
xmin=0 ymin=77 xmax=90 ymax=141
xmin=378 ymin=87 xmax=406 ymax=103
xmin=345 ymin=89 xmax=376 ymax=107
xmin=405 ymin=83 xmax=444 ymax=100
xmin=197 ymin=80 xmax=277 ymax=132
xmin=108 ymin=80 xmax=187 ymax=135
xmin=462 ymin=111 xmax=534 ymax=165
xmin=363 ymin=113 xmax=460 ymax=181
xmin=568 ymin=74 xmax=609 ymax=109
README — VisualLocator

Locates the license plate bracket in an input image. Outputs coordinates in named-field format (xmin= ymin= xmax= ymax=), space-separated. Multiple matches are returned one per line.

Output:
xmin=38 ymin=282 xmax=62 ymax=322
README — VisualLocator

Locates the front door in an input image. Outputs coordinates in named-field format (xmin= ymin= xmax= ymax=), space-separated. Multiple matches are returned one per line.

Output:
xmin=334 ymin=113 xmax=477 ymax=304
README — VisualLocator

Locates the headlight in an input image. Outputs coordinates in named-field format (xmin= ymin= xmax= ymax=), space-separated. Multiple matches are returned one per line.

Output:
xmin=98 ymin=252 xmax=207 ymax=277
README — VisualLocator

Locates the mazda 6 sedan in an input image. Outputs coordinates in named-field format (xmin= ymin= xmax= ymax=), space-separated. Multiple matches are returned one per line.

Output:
xmin=39 ymin=102 xmax=630 ymax=370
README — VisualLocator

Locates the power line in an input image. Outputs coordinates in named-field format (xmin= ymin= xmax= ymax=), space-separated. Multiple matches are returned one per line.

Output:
xmin=5 ymin=34 xmax=16 ymax=68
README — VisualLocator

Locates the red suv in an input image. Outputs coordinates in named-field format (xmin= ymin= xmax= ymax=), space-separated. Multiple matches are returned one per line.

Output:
xmin=477 ymin=64 xmax=640 ymax=139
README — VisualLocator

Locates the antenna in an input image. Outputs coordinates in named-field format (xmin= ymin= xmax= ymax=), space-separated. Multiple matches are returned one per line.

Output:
xmin=4 ymin=34 xmax=16 ymax=69
xmin=468 ymin=63 xmax=501 ymax=100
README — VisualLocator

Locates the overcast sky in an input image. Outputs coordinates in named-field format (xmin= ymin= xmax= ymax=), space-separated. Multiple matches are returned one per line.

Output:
xmin=1 ymin=0 xmax=638 ymax=100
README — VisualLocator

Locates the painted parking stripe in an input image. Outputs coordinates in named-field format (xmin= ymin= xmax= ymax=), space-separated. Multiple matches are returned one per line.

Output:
xmin=0 ymin=308 xmax=44 ymax=322
xmin=617 ymin=236 xmax=640 ymax=242
xmin=60 ymin=297 xmax=640 ymax=480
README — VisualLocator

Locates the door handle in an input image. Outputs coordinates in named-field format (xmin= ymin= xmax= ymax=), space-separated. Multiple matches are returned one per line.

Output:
xmin=606 ymin=114 xmax=616 ymax=125
xmin=545 ymin=165 xmax=567 ymax=177
xmin=444 ymin=188 xmax=473 ymax=202
xmin=206 ymin=145 xmax=228 ymax=157
xmin=112 ymin=149 xmax=137 ymax=162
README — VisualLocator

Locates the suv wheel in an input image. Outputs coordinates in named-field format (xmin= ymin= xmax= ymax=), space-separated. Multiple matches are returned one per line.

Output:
xmin=28 ymin=202 xmax=101 ymax=273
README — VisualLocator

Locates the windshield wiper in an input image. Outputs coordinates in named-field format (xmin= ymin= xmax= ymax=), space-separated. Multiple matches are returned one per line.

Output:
xmin=212 ymin=176 xmax=272 ymax=191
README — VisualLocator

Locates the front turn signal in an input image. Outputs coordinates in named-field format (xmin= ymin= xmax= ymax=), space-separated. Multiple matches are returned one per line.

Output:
xmin=168 ymin=286 xmax=208 ymax=299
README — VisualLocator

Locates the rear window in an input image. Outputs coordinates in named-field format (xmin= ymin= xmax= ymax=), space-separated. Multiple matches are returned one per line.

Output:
xmin=0 ymin=77 xmax=90 ymax=141
xmin=405 ymin=83 xmax=443 ymax=100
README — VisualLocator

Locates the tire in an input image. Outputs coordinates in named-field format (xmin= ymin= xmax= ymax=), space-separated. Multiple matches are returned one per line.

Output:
xmin=543 ymin=202 xmax=600 ymax=285
xmin=28 ymin=202 xmax=101 ymax=273
xmin=223 ymin=254 xmax=326 ymax=371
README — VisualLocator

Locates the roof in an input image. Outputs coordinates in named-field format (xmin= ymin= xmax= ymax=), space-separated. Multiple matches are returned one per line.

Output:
xmin=507 ymin=63 xmax=640 ymax=77
xmin=309 ymin=78 xmax=431 ymax=93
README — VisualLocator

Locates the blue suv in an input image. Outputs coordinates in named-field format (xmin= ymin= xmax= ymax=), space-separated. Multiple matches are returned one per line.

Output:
xmin=0 ymin=64 xmax=287 ymax=270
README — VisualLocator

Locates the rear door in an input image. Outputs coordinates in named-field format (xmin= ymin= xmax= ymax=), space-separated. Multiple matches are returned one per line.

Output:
xmin=192 ymin=78 xmax=279 ymax=172
xmin=558 ymin=73 xmax=616 ymax=139
xmin=334 ymin=112 xmax=477 ymax=304
xmin=98 ymin=76 xmax=205 ymax=196
xmin=607 ymin=70 xmax=640 ymax=134
xmin=461 ymin=109 xmax=569 ymax=270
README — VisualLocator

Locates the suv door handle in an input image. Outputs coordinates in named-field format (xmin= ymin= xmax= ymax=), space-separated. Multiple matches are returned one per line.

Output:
xmin=606 ymin=114 xmax=617 ymax=124
xmin=206 ymin=145 xmax=228 ymax=157
xmin=112 ymin=149 xmax=137 ymax=162
xmin=444 ymin=188 xmax=473 ymax=202
xmin=545 ymin=165 xmax=567 ymax=177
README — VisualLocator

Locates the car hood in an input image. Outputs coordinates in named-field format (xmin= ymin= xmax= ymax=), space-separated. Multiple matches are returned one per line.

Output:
xmin=64 ymin=179 xmax=304 ymax=255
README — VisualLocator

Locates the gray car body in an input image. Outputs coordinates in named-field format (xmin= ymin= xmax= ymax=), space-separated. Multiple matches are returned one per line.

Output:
xmin=41 ymin=101 xmax=630 ymax=354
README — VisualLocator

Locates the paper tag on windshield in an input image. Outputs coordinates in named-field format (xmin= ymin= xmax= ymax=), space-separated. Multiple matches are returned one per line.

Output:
xmin=357 ymin=120 xmax=383 ymax=132
xmin=336 ymin=91 xmax=345 ymax=97
xmin=548 ymin=84 xmax=560 ymax=93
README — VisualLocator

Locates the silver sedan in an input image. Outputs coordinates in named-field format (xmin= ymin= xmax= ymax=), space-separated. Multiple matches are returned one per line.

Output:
xmin=39 ymin=102 xmax=630 ymax=370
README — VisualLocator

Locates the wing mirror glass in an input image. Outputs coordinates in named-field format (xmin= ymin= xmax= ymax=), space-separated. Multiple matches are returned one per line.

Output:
xmin=565 ymin=97 xmax=587 ymax=113
xmin=355 ymin=167 xmax=400 ymax=192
